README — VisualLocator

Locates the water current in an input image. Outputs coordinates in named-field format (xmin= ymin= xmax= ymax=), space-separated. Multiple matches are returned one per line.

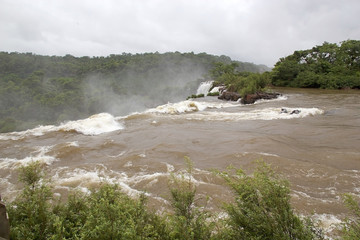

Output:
xmin=0 ymin=87 xmax=359 ymax=235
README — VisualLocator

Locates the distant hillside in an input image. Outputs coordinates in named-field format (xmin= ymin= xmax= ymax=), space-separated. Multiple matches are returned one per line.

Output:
xmin=0 ymin=51 xmax=268 ymax=132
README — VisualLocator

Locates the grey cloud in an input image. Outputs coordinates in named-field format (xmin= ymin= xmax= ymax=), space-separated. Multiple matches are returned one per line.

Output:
xmin=0 ymin=0 xmax=359 ymax=67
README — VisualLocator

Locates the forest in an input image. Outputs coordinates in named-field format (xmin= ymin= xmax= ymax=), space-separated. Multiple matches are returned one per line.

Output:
xmin=0 ymin=51 xmax=268 ymax=133
xmin=271 ymin=40 xmax=360 ymax=89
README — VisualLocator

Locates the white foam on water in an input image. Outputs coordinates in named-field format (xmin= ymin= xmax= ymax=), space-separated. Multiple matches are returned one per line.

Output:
xmin=0 ymin=125 xmax=57 ymax=141
xmin=124 ymin=161 xmax=133 ymax=167
xmin=0 ymin=146 xmax=56 ymax=169
xmin=145 ymin=100 xmax=239 ymax=115
xmin=313 ymin=213 xmax=342 ymax=237
xmin=58 ymin=113 xmax=124 ymax=135
xmin=0 ymin=113 xmax=123 ymax=140
xmin=129 ymin=172 xmax=168 ymax=185
xmin=182 ymin=107 xmax=324 ymax=121
xmin=147 ymin=101 xmax=206 ymax=114
xmin=241 ymin=152 xmax=280 ymax=157
xmin=254 ymin=95 xmax=288 ymax=104
xmin=53 ymin=167 xmax=163 ymax=198
xmin=52 ymin=163 xmax=214 ymax=200
xmin=165 ymin=163 xmax=175 ymax=172
xmin=107 ymin=151 xmax=126 ymax=158
xmin=171 ymin=171 xmax=210 ymax=186
xmin=66 ymin=141 xmax=79 ymax=147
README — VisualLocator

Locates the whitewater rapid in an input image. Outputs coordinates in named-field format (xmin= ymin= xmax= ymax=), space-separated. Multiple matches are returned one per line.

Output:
xmin=0 ymin=96 xmax=324 ymax=141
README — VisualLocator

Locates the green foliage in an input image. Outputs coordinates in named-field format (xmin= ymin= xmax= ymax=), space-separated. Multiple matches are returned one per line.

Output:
xmin=187 ymin=93 xmax=205 ymax=99
xmin=80 ymin=184 xmax=165 ymax=240
xmin=167 ymin=157 xmax=213 ymax=240
xmin=207 ymin=91 xmax=219 ymax=96
xmin=8 ymin=162 xmax=168 ymax=240
xmin=209 ymin=62 xmax=271 ymax=96
xmin=52 ymin=192 xmax=89 ymax=239
xmin=217 ymin=161 xmax=323 ymax=240
xmin=271 ymin=40 xmax=360 ymax=89
xmin=0 ymin=117 xmax=16 ymax=132
xmin=8 ymin=161 xmax=54 ymax=240
xmin=341 ymin=194 xmax=360 ymax=239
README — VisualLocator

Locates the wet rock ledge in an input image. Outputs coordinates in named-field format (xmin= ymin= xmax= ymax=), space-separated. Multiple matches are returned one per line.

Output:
xmin=218 ymin=91 xmax=281 ymax=104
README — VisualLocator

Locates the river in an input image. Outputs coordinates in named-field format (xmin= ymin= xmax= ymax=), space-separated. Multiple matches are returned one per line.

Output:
xmin=0 ymin=87 xmax=359 ymax=235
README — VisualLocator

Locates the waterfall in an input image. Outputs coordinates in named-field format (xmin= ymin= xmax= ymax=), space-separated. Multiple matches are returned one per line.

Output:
xmin=196 ymin=81 xmax=214 ymax=95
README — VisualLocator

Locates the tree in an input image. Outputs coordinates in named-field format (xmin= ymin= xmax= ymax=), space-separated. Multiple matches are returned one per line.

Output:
xmin=271 ymin=40 xmax=360 ymax=89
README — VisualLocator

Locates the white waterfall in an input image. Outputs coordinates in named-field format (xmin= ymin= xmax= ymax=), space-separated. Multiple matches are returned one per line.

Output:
xmin=196 ymin=81 xmax=214 ymax=95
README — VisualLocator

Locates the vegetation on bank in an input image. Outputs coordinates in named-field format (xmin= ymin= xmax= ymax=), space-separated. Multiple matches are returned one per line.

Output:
xmin=208 ymin=62 xmax=271 ymax=97
xmin=6 ymin=159 xmax=358 ymax=240
xmin=204 ymin=40 xmax=360 ymax=100
xmin=271 ymin=40 xmax=360 ymax=89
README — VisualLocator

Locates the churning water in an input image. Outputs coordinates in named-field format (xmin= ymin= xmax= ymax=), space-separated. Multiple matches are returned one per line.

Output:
xmin=0 ymin=87 xmax=359 ymax=236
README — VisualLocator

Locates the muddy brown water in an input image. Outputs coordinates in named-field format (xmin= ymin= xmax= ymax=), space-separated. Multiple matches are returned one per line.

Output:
xmin=1 ymin=88 xmax=359 ymax=235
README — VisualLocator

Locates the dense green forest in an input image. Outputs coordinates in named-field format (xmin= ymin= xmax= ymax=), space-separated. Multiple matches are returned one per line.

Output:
xmin=6 ymin=160 xmax=360 ymax=239
xmin=0 ymin=51 xmax=268 ymax=133
xmin=271 ymin=40 xmax=360 ymax=89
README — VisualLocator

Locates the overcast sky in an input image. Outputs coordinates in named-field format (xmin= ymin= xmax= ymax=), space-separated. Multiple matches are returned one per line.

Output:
xmin=1 ymin=0 xmax=359 ymax=67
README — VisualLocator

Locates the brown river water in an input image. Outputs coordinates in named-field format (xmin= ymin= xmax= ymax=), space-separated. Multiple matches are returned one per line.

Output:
xmin=0 ymin=87 xmax=359 ymax=235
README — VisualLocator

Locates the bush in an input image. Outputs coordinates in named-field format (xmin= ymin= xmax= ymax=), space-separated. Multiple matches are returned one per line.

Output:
xmin=8 ymin=162 xmax=169 ymax=240
xmin=217 ymin=161 xmax=324 ymax=240
xmin=80 ymin=184 xmax=166 ymax=240
xmin=186 ymin=94 xmax=205 ymax=99
xmin=8 ymin=161 xmax=55 ymax=240
xmin=341 ymin=194 xmax=360 ymax=239
xmin=167 ymin=157 xmax=213 ymax=240
xmin=207 ymin=92 xmax=219 ymax=96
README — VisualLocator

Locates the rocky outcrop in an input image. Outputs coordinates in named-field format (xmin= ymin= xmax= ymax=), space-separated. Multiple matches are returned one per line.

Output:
xmin=218 ymin=91 xmax=241 ymax=101
xmin=240 ymin=92 xmax=281 ymax=104
xmin=0 ymin=197 xmax=9 ymax=240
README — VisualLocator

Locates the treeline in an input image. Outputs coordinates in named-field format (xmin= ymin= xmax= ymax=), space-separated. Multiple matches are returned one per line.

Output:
xmin=0 ymin=51 xmax=268 ymax=133
xmin=271 ymin=40 xmax=360 ymax=89
xmin=6 ymin=160 xmax=360 ymax=240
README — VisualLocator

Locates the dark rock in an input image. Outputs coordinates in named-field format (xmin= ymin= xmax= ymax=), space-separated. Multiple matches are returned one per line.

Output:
xmin=280 ymin=108 xmax=288 ymax=113
xmin=0 ymin=196 xmax=9 ymax=240
xmin=218 ymin=91 xmax=241 ymax=101
xmin=290 ymin=109 xmax=301 ymax=114
xmin=240 ymin=92 xmax=281 ymax=104
xmin=280 ymin=108 xmax=301 ymax=114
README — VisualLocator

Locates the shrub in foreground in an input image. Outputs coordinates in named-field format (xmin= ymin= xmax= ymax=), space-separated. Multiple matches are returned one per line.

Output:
xmin=7 ymin=161 xmax=54 ymax=240
xmin=216 ymin=162 xmax=324 ymax=240
xmin=167 ymin=158 xmax=213 ymax=240
xmin=341 ymin=193 xmax=360 ymax=239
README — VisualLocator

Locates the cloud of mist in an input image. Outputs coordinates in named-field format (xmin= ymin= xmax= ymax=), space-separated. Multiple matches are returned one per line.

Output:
xmin=81 ymin=58 xmax=207 ymax=117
